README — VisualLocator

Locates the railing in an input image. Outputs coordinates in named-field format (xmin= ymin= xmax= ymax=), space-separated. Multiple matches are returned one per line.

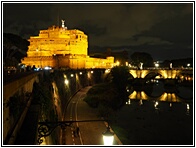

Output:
xmin=37 ymin=119 xmax=107 ymax=145
xmin=129 ymin=67 xmax=193 ymax=70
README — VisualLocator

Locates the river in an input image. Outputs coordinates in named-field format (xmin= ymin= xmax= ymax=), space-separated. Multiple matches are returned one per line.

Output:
xmin=110 ymin=81 xmax=193 ymax=145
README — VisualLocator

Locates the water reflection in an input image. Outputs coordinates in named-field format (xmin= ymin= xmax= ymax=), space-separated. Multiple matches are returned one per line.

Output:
xmin=129 ymin=91 xmax=183 ymax=102
xmin=186 ymin=103 xmax=190 ymax=115
xmin=126 ymin=99 xmax=131 ymax=105
xmin=169 ymin=102 xmax=172 ymax=107
xmin=126 ymin=82 xmax=193 ymax=116
xmin=139 ymin=99 xmax=143 ymax=105
xmin=119 ymin=81 xmax=193 ymax=145
xmin=128 ymin=81 xmax=193 ymax=103
xmin=154 ymin=101 xmax=158 ymax=108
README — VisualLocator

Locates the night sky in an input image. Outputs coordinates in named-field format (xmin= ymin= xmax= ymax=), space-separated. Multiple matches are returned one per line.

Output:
xmin=3 ymin=1 xmax=193 ymax=61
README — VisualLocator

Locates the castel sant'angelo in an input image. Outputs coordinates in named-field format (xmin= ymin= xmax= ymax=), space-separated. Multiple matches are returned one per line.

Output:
xmin=21 ymin=20 xmax=114 ymax=69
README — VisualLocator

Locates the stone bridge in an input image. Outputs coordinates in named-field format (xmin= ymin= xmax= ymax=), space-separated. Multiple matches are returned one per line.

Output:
xmin=129 ymin=68 xmax=193 ymax=79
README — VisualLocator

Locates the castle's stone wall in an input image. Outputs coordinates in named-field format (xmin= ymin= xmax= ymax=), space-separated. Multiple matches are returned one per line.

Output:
xmin=22 ymin=24 xmax=114 ymax=69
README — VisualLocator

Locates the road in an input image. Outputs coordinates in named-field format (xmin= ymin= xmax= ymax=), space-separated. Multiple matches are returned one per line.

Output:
xmin=62 ymin=86 xmax=118 ymax=145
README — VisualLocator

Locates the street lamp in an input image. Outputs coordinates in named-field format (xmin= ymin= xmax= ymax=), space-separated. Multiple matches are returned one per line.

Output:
xmin=102 ymin=126 xmax=114 ymax=145
xmin=187 ymin=63 xmax=190 ymax=68
xmin=105 ymin=69 xmax=110 ymax=73
xmin=71 ymin=74 xmax=74 ymax=77
xmin=155 ymin=63 xmax=159 ymax=69
xmin=170 ymin=63 xmax=172 ymax=69
xmin=64 ymin=74 xmax=69 ymax=85
xmin=140 ymin=62 xmax=143 ymax=70
xmin=116 ymin=61 xmax=120 ymax=66
xmin=64 ymin=79 xmax=69 ymax=85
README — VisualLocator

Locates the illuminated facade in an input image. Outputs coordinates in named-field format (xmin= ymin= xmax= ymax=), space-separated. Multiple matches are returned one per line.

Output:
xmin=21 ymin=20 xmax=114 ymax=69
xmin=129 ymin=69 xmax=181 ymax=79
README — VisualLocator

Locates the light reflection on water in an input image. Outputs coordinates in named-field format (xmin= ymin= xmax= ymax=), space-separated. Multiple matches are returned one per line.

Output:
xmin=129 ymin=91 xmax=183 ymax=102
xmin=125 ymin=98 xmax=192 ymax=118
xmin=126 ymin=82 xmax=193 ymax=116
xmin=116 ymin=82 xmax=193 ymax=145
xmin=128 ymin=81 xmax=193 ymax=102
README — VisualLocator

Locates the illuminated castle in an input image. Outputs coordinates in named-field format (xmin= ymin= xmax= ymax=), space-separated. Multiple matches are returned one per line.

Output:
xmin=21 ymin=20 xmax=114 ymax=69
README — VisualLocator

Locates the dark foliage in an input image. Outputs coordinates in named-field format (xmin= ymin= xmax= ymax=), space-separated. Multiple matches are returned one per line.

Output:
xmin=130 ymin=52 xmax=154 ymax=68
xmin=84 ymin=66 xmax=131 ymax=111
xmin=3 ymin=33 xmax=29 ymax=66
xmin=162 ymin=58 xmax=193 ymax=68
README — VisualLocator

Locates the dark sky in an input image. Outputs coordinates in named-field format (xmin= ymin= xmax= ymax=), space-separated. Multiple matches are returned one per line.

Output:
xmin=3 ymin=2 xmax=193 ymax=61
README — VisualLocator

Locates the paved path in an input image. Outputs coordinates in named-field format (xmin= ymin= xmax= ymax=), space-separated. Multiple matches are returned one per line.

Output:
xmin=63 ymin=86 xmax=120 ymax=145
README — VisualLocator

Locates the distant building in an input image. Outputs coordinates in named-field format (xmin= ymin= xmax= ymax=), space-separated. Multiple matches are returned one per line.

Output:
xmin=21 ymin=20 xmax=114 ymax=69
xmin=90 ymin=48 xmax=129 ymax=66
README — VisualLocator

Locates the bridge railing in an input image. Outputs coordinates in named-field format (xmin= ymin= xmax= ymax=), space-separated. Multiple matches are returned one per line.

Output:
xmin=129 ymin=67 xmax=193 ymax=70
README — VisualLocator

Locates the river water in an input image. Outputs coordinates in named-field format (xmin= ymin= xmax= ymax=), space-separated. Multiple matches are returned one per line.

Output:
xmin=111 ymin=81 xmax=193 ymax=145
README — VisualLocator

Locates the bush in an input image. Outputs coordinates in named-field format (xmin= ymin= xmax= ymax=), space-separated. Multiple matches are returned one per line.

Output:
xmin=84 ymin=82 xmax=126 ymax=110
xmin=83 ymin=95 xmax=99 ymax=108
xmin=87 ymin=83 xmax=110 ymax=95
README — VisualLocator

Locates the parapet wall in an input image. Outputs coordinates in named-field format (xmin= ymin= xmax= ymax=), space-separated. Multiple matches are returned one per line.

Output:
xmin=3 ymin=72 xmax=41 ymax=144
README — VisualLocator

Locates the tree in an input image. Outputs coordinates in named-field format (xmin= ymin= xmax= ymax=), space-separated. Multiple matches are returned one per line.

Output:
xmin=84 ymin=66 xmax=131 ymax=110
xmin=110 ymin=66 xmax=130 ymax=90
xmin=130 ymin=52 xmax=154 ymax=68
xmin=3 ymin=33 xmax=29 ymax=67
xmin=110 ymin=66 xmax=131 ymax=108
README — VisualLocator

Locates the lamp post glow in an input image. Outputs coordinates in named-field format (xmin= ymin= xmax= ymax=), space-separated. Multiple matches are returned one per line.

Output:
xmin=155 ymin=63 xmax=159 ymax=68
xmin=170 ymin=63 xmax=172 ymax=69
xmin=105 ymin=69 xmax=110 ymax=73
xmin=102 ymin=126 xmax=114 ymax=145
xmin=71 ymin=74 xmax=74 ymax=77
xmin=116 ymin=61 xmax=120 ymax=66
xmin=64 ymin=79 xmax=69 ymax=85
xmin=140 ymin=62 xmax=143 ymax=70
xmin=187 ymin=63 xmax=190 ymax=68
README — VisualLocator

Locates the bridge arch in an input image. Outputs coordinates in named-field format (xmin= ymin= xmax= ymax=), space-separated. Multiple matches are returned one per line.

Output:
xmin=129 ymin=70 xmax=151 ymax=78
xmin=144 ymin=72 xmax=163 ymax=79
